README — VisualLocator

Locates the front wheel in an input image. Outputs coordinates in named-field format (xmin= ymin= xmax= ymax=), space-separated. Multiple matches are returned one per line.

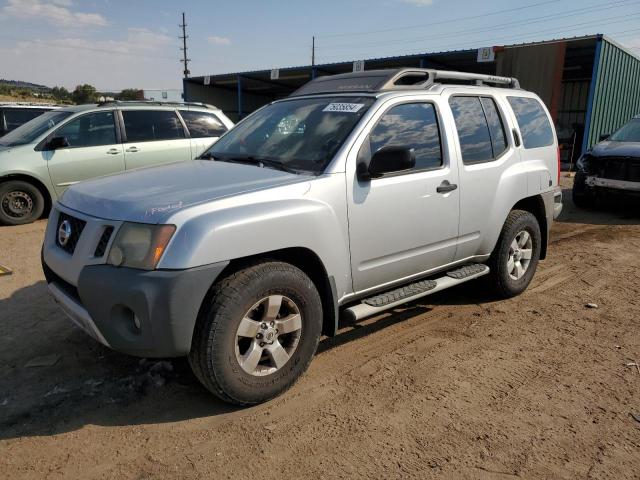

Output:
xmin=486 ymin=210 xmax=542 ymax=298
xmin=189 ymin=261 xmax=323 ymax=405
xmin=0 ymin=180 xmax=46 ymax=226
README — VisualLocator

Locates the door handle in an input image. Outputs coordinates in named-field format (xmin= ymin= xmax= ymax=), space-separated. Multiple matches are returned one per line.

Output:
xmin=436 ymin=180 xmax=458 ymax=193
xmin=106 ymin=148 xmax=120 ymax=155
xmin=126 ymin=147 xmax=139 ymax=153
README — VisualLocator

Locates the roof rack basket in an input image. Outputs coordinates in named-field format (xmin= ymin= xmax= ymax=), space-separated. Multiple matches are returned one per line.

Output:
xmin=290 ymin=68 xmax=520 ymax=97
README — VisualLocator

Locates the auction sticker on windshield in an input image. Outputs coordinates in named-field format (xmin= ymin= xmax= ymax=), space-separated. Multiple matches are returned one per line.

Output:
xmin=323 ymin=103 xmax=365 ymax=113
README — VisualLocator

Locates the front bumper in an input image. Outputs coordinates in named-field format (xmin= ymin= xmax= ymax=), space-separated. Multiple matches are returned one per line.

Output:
xmin=43 ymin=259 xmax=228 ymax=358
xmin=585 ymin=175 xmax=640 ymax=193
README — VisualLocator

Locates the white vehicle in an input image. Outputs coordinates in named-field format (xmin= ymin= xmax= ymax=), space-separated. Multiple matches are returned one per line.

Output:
xmin=0 ymin=101 xmax=233 ymax=225
xmin=43 ymin=69 xmax=563 ymax=405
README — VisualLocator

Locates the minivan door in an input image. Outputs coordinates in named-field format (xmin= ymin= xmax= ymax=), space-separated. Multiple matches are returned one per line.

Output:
xmin=178 ymin=110 xmax=228 ymax=158
xmin=347 ymin=100 xmax=460 ymax=293
xmin=44 ymin=110 xmax=125 ymax=197
xmin=120 ymin=109 xmax=191 ymax=170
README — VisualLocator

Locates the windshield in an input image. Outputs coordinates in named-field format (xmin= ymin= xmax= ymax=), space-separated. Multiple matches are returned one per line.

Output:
xmin=205 ymin=96 xmax=375 ymax=174
xmin=0 ymin=110 xmax=73 ymax=147
xmin=609 ymin=118 xmax=640 ymax=142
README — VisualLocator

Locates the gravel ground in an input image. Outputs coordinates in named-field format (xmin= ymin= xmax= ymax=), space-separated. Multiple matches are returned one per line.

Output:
xmin=1 ymin=177 xmax=639 ymax=479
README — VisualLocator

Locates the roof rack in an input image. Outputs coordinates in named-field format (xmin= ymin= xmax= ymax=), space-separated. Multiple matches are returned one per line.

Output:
xmin=290 ymin=68 xmax=520 ymax=97
xmin=95 ymin=100 xmax=219 ymax=109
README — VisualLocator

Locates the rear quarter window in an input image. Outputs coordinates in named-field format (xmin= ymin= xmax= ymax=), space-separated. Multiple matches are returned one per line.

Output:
xmin=508 ymin=97 xmax=554 ymax=149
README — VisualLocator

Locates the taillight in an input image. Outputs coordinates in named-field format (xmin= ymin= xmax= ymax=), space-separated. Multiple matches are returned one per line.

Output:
xmin=557 ymin=147 xmax=561 ymax=185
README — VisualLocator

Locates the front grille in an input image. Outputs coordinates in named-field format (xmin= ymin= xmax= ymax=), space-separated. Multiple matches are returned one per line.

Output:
xmin=94 ymin=226 xmax=114 ymax=257
xmin=56 ymin=212 xmax=86 ymax=255
xmin=597 ymin=157 xmax=640 ymax=182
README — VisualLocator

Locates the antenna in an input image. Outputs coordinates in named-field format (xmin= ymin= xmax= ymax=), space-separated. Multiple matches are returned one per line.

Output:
xmin=179 ymin=12 xmax=190 ymax=78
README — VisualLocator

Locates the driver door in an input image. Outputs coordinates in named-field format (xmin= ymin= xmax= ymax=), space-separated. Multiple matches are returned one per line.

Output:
xmin=44 ymin=111 xmax=125 ymax=197
xmin=347 ymin=100 xmax=460 ymax=293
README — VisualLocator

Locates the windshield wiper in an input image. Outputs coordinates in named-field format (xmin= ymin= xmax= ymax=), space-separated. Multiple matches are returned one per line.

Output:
xmin=198 ymin=151 xmax=218 ymax=160
xmin=214 ymin=155 xmax=301 ymax=174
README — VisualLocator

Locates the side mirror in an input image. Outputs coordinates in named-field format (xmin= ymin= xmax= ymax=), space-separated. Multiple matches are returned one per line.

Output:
xmin=599 ymin=133 xmax=610 ymax=142
xmin=47 ymin=136 xmax=69 ymax=150
xmin=363 ymin=146 xmax=416 ymax=180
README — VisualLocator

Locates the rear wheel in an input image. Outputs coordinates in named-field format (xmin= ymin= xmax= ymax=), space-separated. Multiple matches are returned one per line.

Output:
xmin=486 ymin=210 xmax=541 ymax=298
xmin=0 ymin=180 xmax=45 ymax=226
xmin=189 ymin=261 xmax=323 ymax=405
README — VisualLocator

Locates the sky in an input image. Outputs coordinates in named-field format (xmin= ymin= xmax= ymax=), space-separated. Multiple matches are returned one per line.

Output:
xmin=0 ymin=0 xmax=639 ymax=92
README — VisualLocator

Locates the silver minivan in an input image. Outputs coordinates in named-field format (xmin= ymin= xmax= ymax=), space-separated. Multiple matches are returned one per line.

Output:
xmin=0 ymin=101 xmax=233 ymax=225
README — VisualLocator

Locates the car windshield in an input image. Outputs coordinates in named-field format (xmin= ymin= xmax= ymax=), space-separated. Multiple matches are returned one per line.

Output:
xmin=204 ymin=96 xmax=375 ymax=174
xmin=0 ymin=110 xmax=73 ymax=147
xmin=609 ymin=118 xmax=640 ymax=142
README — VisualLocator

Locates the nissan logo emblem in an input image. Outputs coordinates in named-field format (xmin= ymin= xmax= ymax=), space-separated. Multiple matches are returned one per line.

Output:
xmin=58 ymin=220 xmax=72 ymax=247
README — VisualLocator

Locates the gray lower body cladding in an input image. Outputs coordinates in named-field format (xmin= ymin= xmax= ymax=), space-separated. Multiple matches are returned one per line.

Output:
xmin=43 ymin=259 xmax=228 ymax=357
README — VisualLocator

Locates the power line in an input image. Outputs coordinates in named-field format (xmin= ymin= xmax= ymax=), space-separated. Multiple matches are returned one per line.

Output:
xmin=317 ymin=10 xmax=640 ymax=62
xmin=318 ymin=0 xmax=639 ymax=51
xmin=315 ymin=0 xmax=564 ymax=39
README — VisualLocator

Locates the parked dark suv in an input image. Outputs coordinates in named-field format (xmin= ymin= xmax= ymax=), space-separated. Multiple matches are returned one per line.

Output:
xmin=573 ymin=115 xmax=640 ymax=207
xmin=0 ymin=103 xmax=58 ymax=137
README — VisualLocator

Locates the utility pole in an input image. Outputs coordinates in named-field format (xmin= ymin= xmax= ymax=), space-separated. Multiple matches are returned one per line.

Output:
xmin=311 ymin=36 xmax=315 ymax=67
xmin=179 ymin=12 xmax=190 ymax=78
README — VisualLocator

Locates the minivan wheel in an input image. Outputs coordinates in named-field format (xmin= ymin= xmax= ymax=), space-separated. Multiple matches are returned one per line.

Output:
xmin=189 ymin=261 xmax=323 ymax=405
xmin=0 ymin=180 xmax=45 ymax=226
xmin=486 ymin=210 xmax=541 ymax=298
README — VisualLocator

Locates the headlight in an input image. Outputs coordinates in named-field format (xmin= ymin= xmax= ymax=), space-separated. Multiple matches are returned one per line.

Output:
xmin=107 ymin=223 xmax=176 ymax=270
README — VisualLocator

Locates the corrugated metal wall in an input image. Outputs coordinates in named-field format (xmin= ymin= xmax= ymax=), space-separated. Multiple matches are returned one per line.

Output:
xmin=586 ymin=38 xmax=640 ymax=149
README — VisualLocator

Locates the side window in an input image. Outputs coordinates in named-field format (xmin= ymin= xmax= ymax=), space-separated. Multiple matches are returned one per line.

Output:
xmin=54 ymin=111 xmax=117 ymax=148
xmin=449 ymin=97 xmax=494 ymax=164
xmin=507 ymin=96 xmax=554 ymax=149
xmin=369 ymin=103 xmax=442 ymax=171
xmin=179 ymin=110 xmax=227 ymax=138
xmin=480 ymin=97 xmax=507 ymax=157
xmin=4 ymin=109 xmax=47 ymax=132
xmin=122 ymin=110 xmax=185 ymax=142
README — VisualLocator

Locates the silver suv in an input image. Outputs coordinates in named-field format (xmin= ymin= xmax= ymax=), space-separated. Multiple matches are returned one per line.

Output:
xmin=0 ymin=101 xmax=233 ymax=225
xmin=42 ymin=69 xmax=563 ymax=405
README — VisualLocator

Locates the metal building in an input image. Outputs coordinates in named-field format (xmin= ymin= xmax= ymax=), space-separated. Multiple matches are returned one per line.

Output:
xmin=184 ymin=34 xmax=640 ymax=158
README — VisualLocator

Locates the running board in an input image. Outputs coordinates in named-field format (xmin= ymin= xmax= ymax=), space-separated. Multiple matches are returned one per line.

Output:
xmin=344 ymin=264 xmax=490 ymax=321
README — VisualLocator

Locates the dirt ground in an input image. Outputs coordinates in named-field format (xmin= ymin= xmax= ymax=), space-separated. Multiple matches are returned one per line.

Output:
xmin=1 ymin=177 xmax=639 ymax=479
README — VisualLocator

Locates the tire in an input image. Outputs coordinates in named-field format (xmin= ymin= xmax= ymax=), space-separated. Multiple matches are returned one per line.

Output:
xmin=572 ymin=172 xmax=596 ymax=209
xmin=189 ymin=261 xmax=323 ymax=406
xmin=486 ymin=210 xmax=542 ymax=299
xmin=0 ymin=180 xmax=46 ymax=226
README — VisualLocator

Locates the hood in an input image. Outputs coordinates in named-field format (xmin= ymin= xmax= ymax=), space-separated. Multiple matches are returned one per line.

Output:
xmin=60 ymin=160 xmax=309 ymax=223
xmin=590 ymin=141 xmax=640 ymax=158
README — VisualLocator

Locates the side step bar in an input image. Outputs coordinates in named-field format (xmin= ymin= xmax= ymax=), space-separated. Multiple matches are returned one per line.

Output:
xmin=344 ymin=264 xmax=490 ymax=322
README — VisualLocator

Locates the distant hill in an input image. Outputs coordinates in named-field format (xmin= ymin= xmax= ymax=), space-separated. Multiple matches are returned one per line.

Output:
xmin=0 ymin=79 xmax=51 ymax=91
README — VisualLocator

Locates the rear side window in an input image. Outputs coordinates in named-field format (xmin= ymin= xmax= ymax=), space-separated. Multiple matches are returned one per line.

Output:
xmin=449 ymin=97 xmax=494 ymax=164
xmin=3 ymin=109 xmax=47 ymax=132
xmin=53 ymin=111 xmax=117 ymax=148
xmin=179 ymin=110 xmax=227 ymax=138
xmin=369 ymin=102 xmax=442 ymax=171
xmin=122 ymin=110 xmax=185 ymax=142
xmin=507 ymin=97 xmax=554 ymax=149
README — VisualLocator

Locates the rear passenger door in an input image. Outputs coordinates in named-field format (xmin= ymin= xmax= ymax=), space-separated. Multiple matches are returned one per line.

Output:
xmin=120 ymin=109 xmax=191 ymax=170
xmin=447 ymin=95 xmax=520 ymax=260
xmin=178 ymin=110 xmax=228 ymax=158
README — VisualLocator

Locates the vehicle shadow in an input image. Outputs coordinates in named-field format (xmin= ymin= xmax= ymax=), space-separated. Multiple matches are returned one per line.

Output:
xmin=556 ymin=186 xmax=640 ymax=226
xmin=0 ymin=278 xmax=468 ymax=441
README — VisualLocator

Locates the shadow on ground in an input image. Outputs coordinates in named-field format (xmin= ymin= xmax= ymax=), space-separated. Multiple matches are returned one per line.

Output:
xmin=557 ymin=186 xmax=640 ymax=226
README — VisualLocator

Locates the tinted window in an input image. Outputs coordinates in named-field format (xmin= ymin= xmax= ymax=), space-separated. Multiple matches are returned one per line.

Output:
xmin=508 ymin=97 xmax=554 ymax=149
xmin=3 ymin=109 xmax=47 ymax=132
xmin=609 ymin=118 xmax=640 ymax=142
xmin=449 ymin=96 xmax=493 ymax=164
xmin=122 ymin=110 xmax=185 ymax=142
xmin=480 ymin=97 xmax=507 ymax=157
xmin=180 ymin=110 xmax=227 ymax=138
xmin=0 ymin=110 xmax=72 ymax=147
xmin=54 ymin=111 xmax=117 ymax=148
xmin=369 ymin=103 xmax=442 ymax=171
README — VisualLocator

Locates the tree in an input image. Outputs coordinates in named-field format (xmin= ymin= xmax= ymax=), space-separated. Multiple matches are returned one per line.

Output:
xmin=51 ymin=86 xmax=71 ymax=102
xmin=71 ymin=84 xmax=98 ymax=104
xmin=116 ymin=88 xmax=142 ymax=101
